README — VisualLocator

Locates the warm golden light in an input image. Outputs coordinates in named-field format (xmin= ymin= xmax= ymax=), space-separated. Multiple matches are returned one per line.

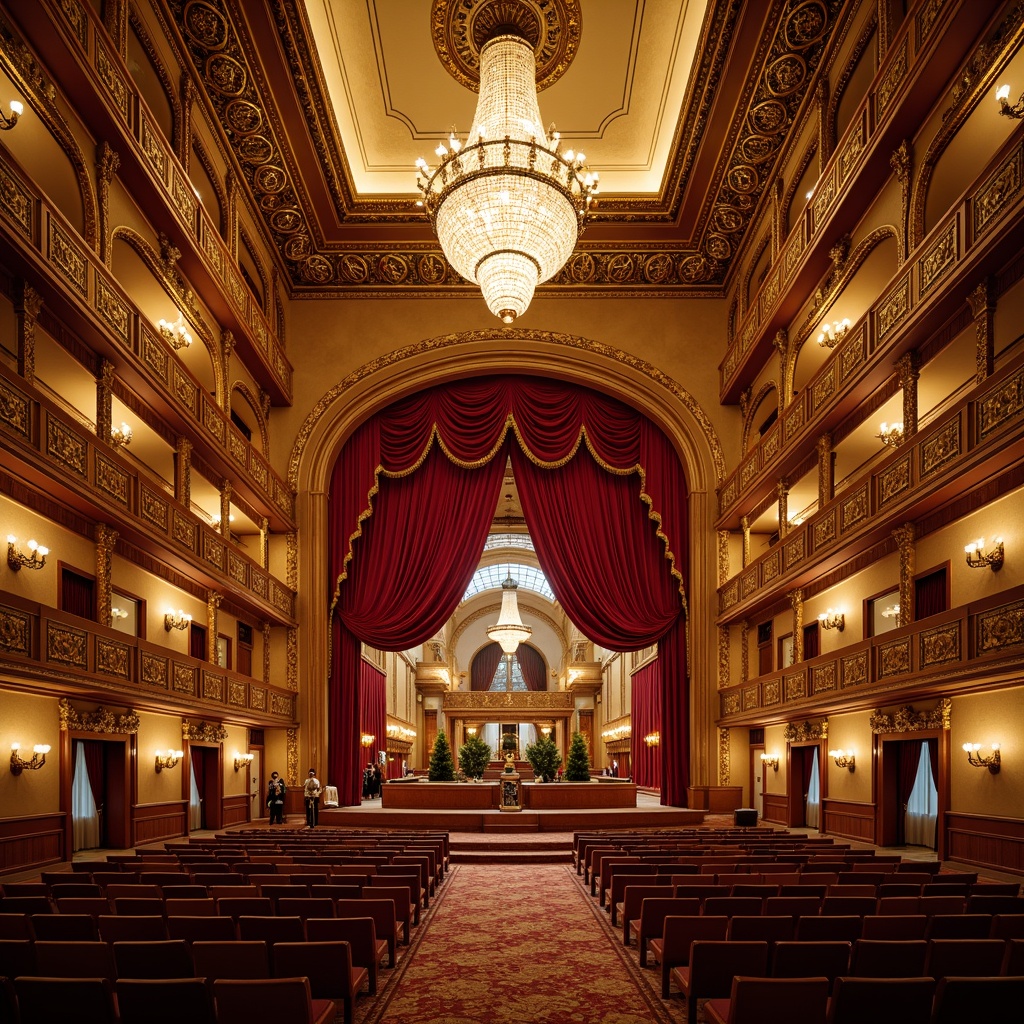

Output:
xmin=10 ymin=743 xmax=50 ymax=774
xmin=7 ymin=536 xmax=49 ymax=571
xmin=155 ymin=749 xmax=183 ymax=772
xmin=962 ymin=742 xmax=1000 ymax=773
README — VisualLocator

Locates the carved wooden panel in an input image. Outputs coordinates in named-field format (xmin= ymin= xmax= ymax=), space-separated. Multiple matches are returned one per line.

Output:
xmin=877 ymin=636 xmax=911 ymax=678
xmin=0 ymin=607 xmax=31 ymax=655
xmin=46 ymin=621 xmax=87 ymax=668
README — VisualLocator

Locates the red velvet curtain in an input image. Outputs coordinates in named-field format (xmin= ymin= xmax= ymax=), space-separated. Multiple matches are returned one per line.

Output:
xmin=329 ymin=376 xmax=689 ymax=806
xmin=358 ymin=659 xmax=387 ymax=781
xmin=630 ymin=660 xmax=662 ymax=789
xmin=516 ymin=643 xmax=547 ymax=692
xmin=471 ymin=642 xmax=505 ymax=691
xmin=81 ymin=740 xmax=105 ymax=809
xmin=914 ymin=570 xmax=947 ymax=619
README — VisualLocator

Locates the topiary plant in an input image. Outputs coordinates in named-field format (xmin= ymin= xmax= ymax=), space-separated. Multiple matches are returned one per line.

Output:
xmin=458 ymin=735 xmax=492 ymax=779
xmin=428 ymin=729 xmax=457 ymax=781
xmin=525 ymin=733 xmax=562 ymax=782
xmin=564 ymin=730 xmax=592 ymax=781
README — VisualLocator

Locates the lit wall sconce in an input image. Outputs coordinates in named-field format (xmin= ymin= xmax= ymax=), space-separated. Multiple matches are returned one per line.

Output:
xmin=110 ymin=422 xmax=133 ymax=448
xmin=157 ymin=314 xmax=192 ymax=350
xmin=996 ymin=83 xmax=1024 ymax=119
xmin=876 ymin=422 xmax=904 ymax=448
xmin=164 ymin=610 xmax=192 ymax=631
xmin=829 ymin=748 xmax=855 ymax=771
xmin=155 ymin=749 xmax=183 ymax=773
xmin=111 ymin=606 xmax=129 ymax=620
xmin=880 ymin=604 xmax=900 ymax=619
xmin=233 ymin=752 xmax=254 ymax=772
xmin=817 ymin=608 xmax=845 ymax=631
xmin=816 ymin=318 xmax=851 ymax=349
xmin=360 ymin=733 xmax=375 ymax=748
xmin=0 ymin=100 xmax=23 ymax=131
xmin=7 ymin=536 xmax=49 ymax=571
xmin=466 ymin=726 xmax=478 ymax=736
xmin=964 ymin=537 xmax=1003 ymax=571
xmin=540 ymin=726 xmax=552 ymax=736
xmin=211 ymin=513 xmax=235 ymax=524
xmin=10 ymin=743 xmax=50 ymax=774
xmin=644 ymin=731 xmax=660 ymax=747
xmin=963 ymin=742 xmax=1000 ymax=773
xmin=760 ymin=752 xmax=779 ymax=772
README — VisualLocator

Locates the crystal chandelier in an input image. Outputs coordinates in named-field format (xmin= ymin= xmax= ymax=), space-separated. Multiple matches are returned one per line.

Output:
xmin=416 ymin=30 xmax=598 ymax=323
xmin=486 ymin=574 xmax=533 ymax=654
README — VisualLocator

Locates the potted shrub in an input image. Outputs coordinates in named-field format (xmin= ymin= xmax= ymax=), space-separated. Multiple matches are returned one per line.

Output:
xmin=428 ymin=730 xmax=456 ymax=781
xmin=564 ymin=731 xmax=592 ymax=781
xmin=525 ymin=734 xmax=562 ymax=782
xmin=458 ymin=735 xmax=492 ymax=780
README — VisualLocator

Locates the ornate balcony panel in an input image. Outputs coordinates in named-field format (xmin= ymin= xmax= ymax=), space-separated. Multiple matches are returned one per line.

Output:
xmin=0 ymin=597 xmax=294 ymax=723
xmin=40 ymin=0 xmax=293 ymax=404
xmin=0 ymin=369 xmax=294 ymax=623
xmin=0 ymin=147 xmax=295 ymax=528
xmin=718 ymin=589 xmax=1024 ymax=723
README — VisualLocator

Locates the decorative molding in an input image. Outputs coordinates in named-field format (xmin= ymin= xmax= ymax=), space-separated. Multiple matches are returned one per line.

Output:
xmin=443 ymin=691 xmax=574 ymax=712
xmin=58 ymin=697 xmax=140 ymax=734
xmin=870 ymin=697 xmax=951 ymax=733
xmin=182 ymin=718 xmax=228 ymax=742
xmin=784 ymin=718 xmax=828 ymax=742
xmin=718 ymin=727 xmax=730 ymax=786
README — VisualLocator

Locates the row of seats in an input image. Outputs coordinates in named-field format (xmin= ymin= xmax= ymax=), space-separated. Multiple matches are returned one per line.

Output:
xmin=701 ymin=970 xmax=1024 ymax=1024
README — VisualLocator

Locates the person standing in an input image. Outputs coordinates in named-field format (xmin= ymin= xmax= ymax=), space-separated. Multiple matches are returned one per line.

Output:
xmin=266 ymin=771 xmax=286 ymax=824
xmin=303 ymin=768 xmax=321 ymax=828
xmin=372 ymin=761 xmax=383 ymax=798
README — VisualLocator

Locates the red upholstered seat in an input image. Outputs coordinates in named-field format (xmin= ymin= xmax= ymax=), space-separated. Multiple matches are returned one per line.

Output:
xmin=272 ymin=942 xmax=368 ymax=1024
xmin=213 ymin=976 xmax=334 ymax=1024
xmin=704 ymin=975 xmax=829 ymax=1024
xmin=847 ymin=939 xmax=927 ymax=978
xmin=671 ymin=940 xmax=769 ymax=1024
xmin=826 ymin=976 xmax=936 ymax=1024
xmin=33 ymin=939 xmax=115 ymax=979
xmin=931 ymin=977 xmax=1024 ymax=1024
xmin=14 ymin=976 xmax=118 ymax=1022
xmin=116 ymin=977 xmax=218 ymax=1023
xmin=924 ymin=938 xmax=1007 ymax=978
xmin=304 ymin=915 xmax=385 ymax=994
xmin=191 ymin=939 xmax=269 ymax=979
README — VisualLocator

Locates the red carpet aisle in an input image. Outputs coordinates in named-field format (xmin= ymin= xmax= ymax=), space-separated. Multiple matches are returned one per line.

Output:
xmin=363 ymin=863 xmax=677 ymax=1024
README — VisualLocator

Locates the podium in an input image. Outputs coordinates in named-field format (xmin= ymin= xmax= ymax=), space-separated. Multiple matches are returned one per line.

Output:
xmin=499 ymin=772 xmax=522 ymax=812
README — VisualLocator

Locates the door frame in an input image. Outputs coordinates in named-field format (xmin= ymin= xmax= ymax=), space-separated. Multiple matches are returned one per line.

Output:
xmin=874 ymin=728 xmax=948 ymax=858
xmin=787 ymin=739 xmax=824 ymax=830
xmin=60 ymin=730 xmax=135 ymax=855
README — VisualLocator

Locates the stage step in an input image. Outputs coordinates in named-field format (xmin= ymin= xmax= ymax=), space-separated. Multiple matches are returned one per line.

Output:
xmin=450 ymin=834 xmax=573 ymax=863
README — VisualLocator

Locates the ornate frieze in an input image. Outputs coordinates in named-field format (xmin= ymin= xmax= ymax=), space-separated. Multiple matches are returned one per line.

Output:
xmin=140 ymin=487 xmax=169 ymax=530
xmin=840 ymin=486 xmax=868 ymax=531
xmin=250 ymin=686 xmax=267 ymax=711
xmin=870 ymin=698 xmax=950 ymax=733
xmin=0 ymin=378 xmax=30 ymax=437
xmin=0 ymin=607 xmax=31 ymax=655
xmin=0 ymin=163 xmax=32 ymax=236
xmin=920 ymin=622 xmax=960 ymax=667
xmin=977 ymin=368 xmax=1023 ymax=441
xmin=96 ymin=637 xmax=129 ymax=678
xmin=974 ymin=146 xmax=1022 ymax=238
xmin=877 ymin=636 xmax=912 ymax=678
xmin=443 ymin=691 xmax=574 ymax=712
xmin=878 ymin=455 xmax=911 ymax=507
xmin=59 ymin=698 xmax=140 ymax=733
xmin=784 ymin=671 xmax=807 ymax=701
xmin=743 ymin=684 xmax=761 ymax=709
xmin=976 ymin=599 xmax=1024 ymax=654
xmin=173 ymin=663 xmax=197 ymax=695
xmin=47 ymin=622 xmax=87 ymax=667
xmin=182 ymin=719 xmax=228 ymax=742
xmin=841 ymin=651 xmax=868 ymax=689
xmin=96 ymin=279 xmax=130 ymax=341
xmin=140 ymin=652 xmax=168 ymax=688
xmin=270 ymin=692 xmax=292 ymax=717
xmin=95 ymin=456 xmax=129 ymax=506
xmin=286 ymin=728 xmax=298 ymax=785
xmin=920 ymin=420 xmax=961 ymax=477
xmin=784 ymin=719 xmax=827 ymax=742
xmin=48 ymin=220 xmax=88 ymax=295
xmin=919 ymin=218 xmax=957 ymax=294
xmin=202 ymin=672 xmax=225 ymax=702
xmin=811 ymin=663 xmax=837 ymax=693
xmin=877 ymin=278 xmax=910 ymax=339
xmin=719 ymin=727 xmax=730 ymax=786
xmin=876 ymin=39 xmax=907 ymax=117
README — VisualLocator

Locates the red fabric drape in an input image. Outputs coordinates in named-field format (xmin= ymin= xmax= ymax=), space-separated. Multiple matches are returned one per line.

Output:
xmin=81 ymin=740 xmax=105 ymax=809
xmin=471 ymin=643 xmax=505 ymax=691
xmin=630 ymin=660 xmax=661 ymax=789
xmin=914 ymin=571 xmax=947 ymax=619
xmin=516 ymin=643 xmax=547 ymax=692
xmin=61 ymin=571 xmax=94 ymax=620
xmin=329 ymin=376 xmax=690 ymax=806
xmin=358 ymin=659 xmax=387 ymax=783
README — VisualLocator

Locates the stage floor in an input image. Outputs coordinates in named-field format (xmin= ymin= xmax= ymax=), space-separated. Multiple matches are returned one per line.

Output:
xmin=320 ymin=802 xmax=706 ymax=833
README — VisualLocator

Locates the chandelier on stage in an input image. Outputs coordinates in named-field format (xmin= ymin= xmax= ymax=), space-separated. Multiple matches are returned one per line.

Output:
xmin=487 ymin=574 xmax=533 ymax=654
xmin=416 ymin=12 xmax=598 ymax=324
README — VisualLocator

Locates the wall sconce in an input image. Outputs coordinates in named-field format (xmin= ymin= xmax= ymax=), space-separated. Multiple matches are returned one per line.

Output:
xmin=644 ymin=731 xmax=660 ymax=747
xmin=7 ymin=536 xmax=49 ymax=571
xmin=360 ymin=733 xmax=375 ymax=748
xmin=0 ymin=100 xmax=23 ymax=131
xmin=876 ymin=422 xmax=904 ymax=448
xmin=211 ymin=513 xmax=236 ymax=525
xmin=540 ymin=726 xmax=553 ymax=737
xmin=466 ymin=726 xmax=477 ymax=736
xmin=110 ymin=422 xmax=133 ymax=448
xmin=964 ymin=537 xmax=1003 ymax=571
xmin=816 ymin=318 xmax=851 ymax=349
xmin=111 ymin=606 xmax=129 ymax=620
xmin=760 ymin=752 xmax=779 ymax=772
xmin=233 ymin=752 xmax=254 ymax=772
xmin=155 ymin=749 xmax=183 ymax=773
xmin=157 ymin=314 xmax=192 ymax=350
xmin=817 ymin=608 xmax=845 ymax=631
xmin=880 ymin=604 xmax=900 ymax=619
xmin=10 ymin=743 xmax=50 ymax=774
xmin=996 ymin=83 xmax=1024 ymax=118
xmin=164 ymin=610 xmax=192 ymax=631
xmin=829 ymin=748 xmax=855 ymax=771
xmin=963 ymin=742 xmax=1000 ymax=773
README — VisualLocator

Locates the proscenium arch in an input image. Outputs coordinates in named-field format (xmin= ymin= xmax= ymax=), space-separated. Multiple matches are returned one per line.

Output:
xmin=290 ymin=329 xmax=725 ymax=794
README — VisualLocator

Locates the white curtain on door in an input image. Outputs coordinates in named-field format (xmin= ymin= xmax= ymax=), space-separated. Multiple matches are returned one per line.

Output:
xmin=805 ymin=747 xmax=821 ymax=829
xmin=905 ymin=743 xmax=938 ymax=847
xmin=72 ymin=740 xmax=100 ymax=851
xmin=189 ymin=759 xmax=203 ymax=831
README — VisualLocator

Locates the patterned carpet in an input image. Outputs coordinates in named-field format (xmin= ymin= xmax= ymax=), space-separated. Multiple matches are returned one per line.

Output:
xmin=360 ymin=863 xmax=680 ymax=1024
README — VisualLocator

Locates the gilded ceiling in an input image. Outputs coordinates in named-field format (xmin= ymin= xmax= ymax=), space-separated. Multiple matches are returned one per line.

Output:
xmin=169 ymin=0 xmax=847 ymax=299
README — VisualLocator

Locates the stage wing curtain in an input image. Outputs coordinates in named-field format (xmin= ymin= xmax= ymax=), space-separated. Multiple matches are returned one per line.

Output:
xmin=471 ymin=642 xmax=505 ymax=692
xmin=630 ymin=660 xmax=662 ymax=789
xmin=516 ymin=643 xmax=547 ymax=692
xmin=358 ymin=659 xmax=387 ymax=779
xmin=330 ymin=376 xmax=689 ymax=806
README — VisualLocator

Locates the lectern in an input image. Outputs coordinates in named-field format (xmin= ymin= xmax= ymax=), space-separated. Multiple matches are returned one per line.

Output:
xmin=499 ymin=752 xmax=522 ymax=812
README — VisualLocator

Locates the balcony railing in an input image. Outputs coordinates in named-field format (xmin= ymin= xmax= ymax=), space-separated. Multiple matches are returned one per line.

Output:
xmin=718 ymin=584 xmax=1024 ymax=723
xmin=0 ymin=594 xmax=296 ymax=723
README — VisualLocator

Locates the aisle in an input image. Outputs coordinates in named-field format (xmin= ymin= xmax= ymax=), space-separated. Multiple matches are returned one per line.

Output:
xmin=362 ymin=863 xmax=677 ymax=1024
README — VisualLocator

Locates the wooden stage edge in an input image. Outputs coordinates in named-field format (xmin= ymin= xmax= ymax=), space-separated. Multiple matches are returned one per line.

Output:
xmin=318 ymin=806 xmax=707 ymax=833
